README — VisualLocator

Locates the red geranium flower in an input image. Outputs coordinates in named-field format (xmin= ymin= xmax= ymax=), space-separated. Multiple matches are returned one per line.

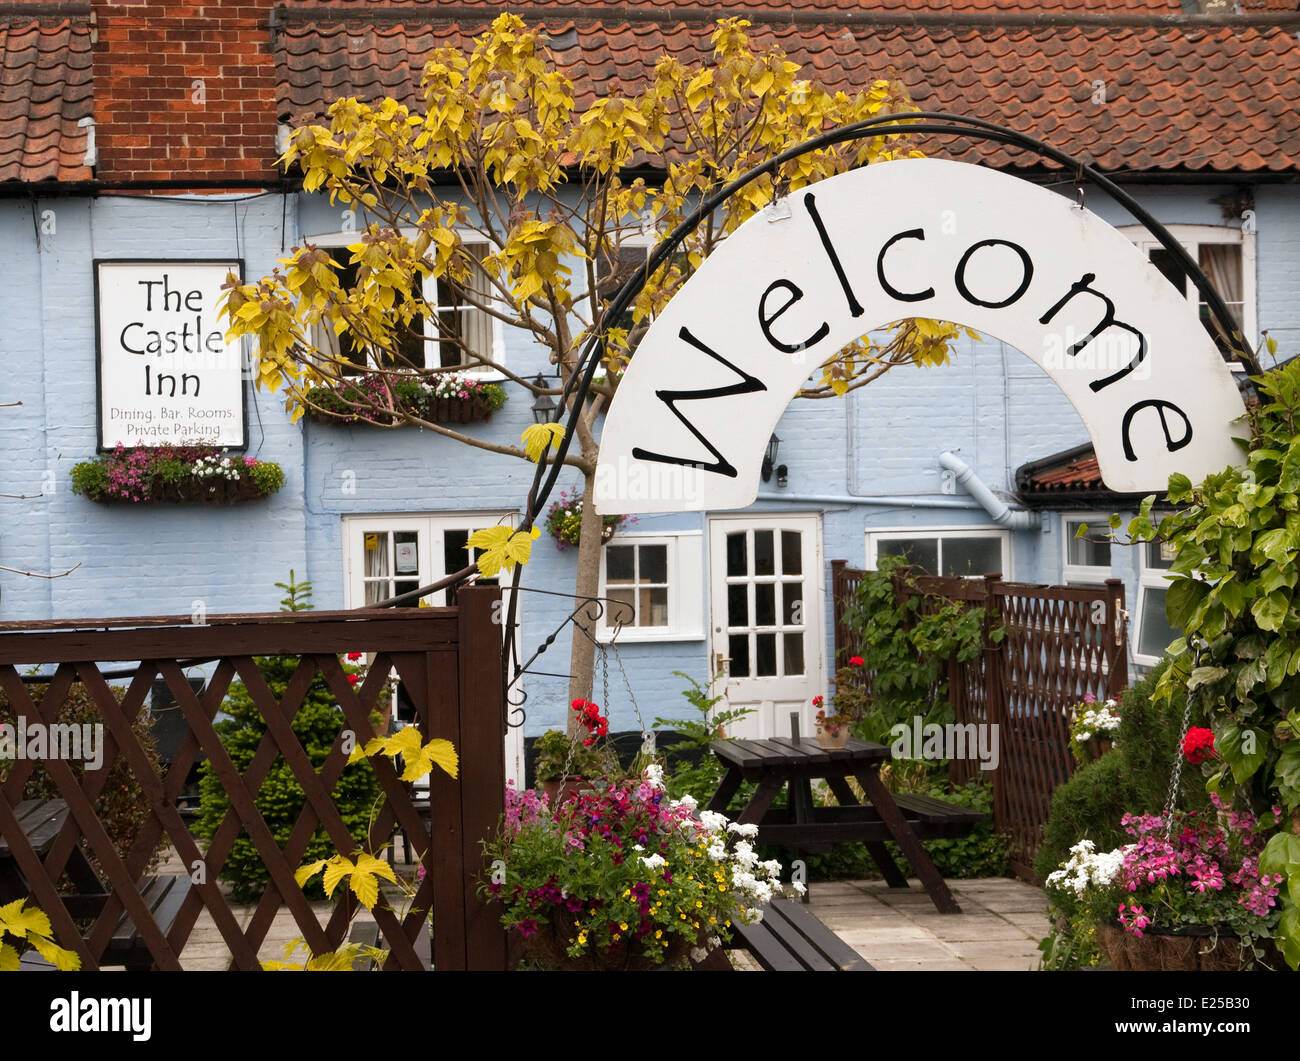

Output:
xmin=849 ymin=656 xmax=864 ymax=667
xmin=1182 ymin=727 xmax=1217 ymax=765
xmin=347 ymin=673 xmax=361 ymax=687
xmin=346 ymin=652 xmax=364 ymax=661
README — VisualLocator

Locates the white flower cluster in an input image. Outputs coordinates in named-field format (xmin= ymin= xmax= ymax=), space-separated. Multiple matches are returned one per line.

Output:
xmin=192 ymin=456 xmax=241 ymax=481
xmin=429 ymin=372 xmax=482 ymax=399
xmin=1074 ymin=701 xmax=1121 ymax=742
xmin=1045 ymin=839 xmax=1130 ymax=897
xmin=643 ymin=762 xmax=665 ymax=791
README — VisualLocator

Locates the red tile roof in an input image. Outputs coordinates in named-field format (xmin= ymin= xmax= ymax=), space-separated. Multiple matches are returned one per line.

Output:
xmin=277 ymin=15 xmax=1300 ymax=173
xmin=0 ymin=15 xmax=93 ymax=184
xmin=1014 ymin=443 xmax=1149 ymax=504
xmin=276 ymin=0 xmax=1187 ymax=10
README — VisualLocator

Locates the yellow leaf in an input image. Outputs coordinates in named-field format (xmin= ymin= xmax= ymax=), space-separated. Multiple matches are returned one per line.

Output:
xmin=0 ymin=899 xmax=51 ymax=941
xmin=0 ymin=942 xmax=21 ymax=971
xmin=348 ymin=866 xmax=382 ymax=911
xmin=467 ymin=525 xmax=540 ymax=578
xmin=521 ymin=422 xmax=565 ymax=462
xmin=322 ymin=857 xmax=354 ymax=900
xmin=30 ymin=934 xmax=81 ymax=972
xmin=294 ymin=859 xmax=330 ymax=890
xmin=306 ymin=948 xmax=360 ymax=971
xmin=423 ymin=737 xmax=460 ymax=779
xmin=355 ymin=853 xmax=399 ymax=888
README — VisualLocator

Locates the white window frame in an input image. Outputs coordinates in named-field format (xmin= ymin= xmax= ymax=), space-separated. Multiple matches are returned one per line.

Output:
xmin=596 ymin=530 xmax=704 ymax=643
xmin=865 ymin=526 xmax=1012 ymax=580
xmin=341 ymin=510 xmax=524 ymax=784
xmin=1132 ymin=537 xmax=1178 ymax=668
xmin=1119 ymin=223 xmax=1257 ymax=369
xmin=1061 ymin=513 xmax=1113 ymax=586
xmin=343 ymin=511 xmax=518 ymax=609
xmin=304 ymin=230 xmax=506 ymax=380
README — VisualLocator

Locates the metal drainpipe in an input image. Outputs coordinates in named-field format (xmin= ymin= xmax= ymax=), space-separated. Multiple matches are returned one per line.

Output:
xmin=938 ymin=451 xmax=1040 ymax=530
xmin=752 ymin=493 xmax=986 ymax=510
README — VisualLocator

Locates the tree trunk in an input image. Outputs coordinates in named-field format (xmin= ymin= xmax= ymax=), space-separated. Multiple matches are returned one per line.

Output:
xmin=566 ymin=467 xmax=604 ymax=737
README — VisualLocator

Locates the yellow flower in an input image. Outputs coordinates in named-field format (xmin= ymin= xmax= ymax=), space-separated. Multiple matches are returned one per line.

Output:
xmin=655 ymin=930 xmax=662 ymax=939
xmin=619 ymin=922 xmax=628 ymax=932
xmin=577 ymin=932 xmax=587 ymax=945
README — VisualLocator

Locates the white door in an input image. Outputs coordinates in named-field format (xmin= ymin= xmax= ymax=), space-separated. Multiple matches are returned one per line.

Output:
xmin=708 ymin=515 xmax=824 ymax=740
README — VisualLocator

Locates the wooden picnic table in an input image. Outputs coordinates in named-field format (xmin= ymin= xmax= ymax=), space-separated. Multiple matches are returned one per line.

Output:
xmin=706 ymin=737 xmax=983 ymax=914
xmin=0 ymin=798 xmax=191 ymax=969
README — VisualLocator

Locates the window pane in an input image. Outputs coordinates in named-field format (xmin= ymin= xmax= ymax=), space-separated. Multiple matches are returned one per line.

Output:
xmin=364 ymin=581 xmax=388 ymax=606
xmin=608 ymin=587 xmax=636 ymax=628
xmin=394 ymin=579 xmax=420 ymax=599
xmin=640 ymin=587 xmax=668 ymax=627
xmin=781 ymin=531 xmax=802 ymax=575
xmin=754 ymin=531 xmax=775 ymax=576
xmin=444 ymin=529 xmax=467 ymax=578
xmin=606 ymin=545 xmax=635 ymax=583
xmin=726 ymin=533 xmax=747 ymax=577
xmin=1149 ymin=247 xmax=1188 ymax=298
xmin=782 ymin=583 xmax=803 ymax=626
xmin=728 ymin=634 xmax=750 ymax=678
xmin=1146 ymin=540 xmax=1175 ymax=570
xmin=1066 ymin=521 xmax=1110 ymax=568
xmin=783 ymin=633 xmax=805 ymax=676
xmin=755 ymin=633 xmax=777 ymax=677
xmin=755 ymin=584 xmax=776 ymax=626
xmin=364 ymin=532 xmax=391 ymax=578
xmin=1138 ymin=586 xmax=1178 ymax=659
xmin=394 ymin=531 xmax=419 ymax=575
xmin=942 ymin=537 xmax=1002 ymax=578
xmin=727 ymin=585 xmax=748 ymax=627
xmin=878 ymin=538 xmax=938 ymax=575
xmin=640 ymin=544 xmax=667 ymax=584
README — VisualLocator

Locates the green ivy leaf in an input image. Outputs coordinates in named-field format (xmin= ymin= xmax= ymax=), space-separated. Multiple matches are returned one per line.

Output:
xmin=1167 ymin=473 xmax=1193 ymax=503
xmin=1251 ymin=589 xmax=1291 ymax=632
xmin=1276 ymin=742 xmax=1300 ymax=810
xmin=1281 ymin=904 xmax=1300 ymax=971
xmin=1166 ymin=578 xmax=1208 ymax=629
xmin=1216 ymin=723 xmax=1268 ymax=784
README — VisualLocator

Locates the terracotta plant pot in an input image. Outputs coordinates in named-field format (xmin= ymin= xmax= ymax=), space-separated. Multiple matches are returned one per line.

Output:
xmin=1095 ymin=922 xmax=1282 ymax=971
xmin=816 ymin=723 xmax=850 ymax=750
xmin=539 ymin=778 xmax=585 ymax=805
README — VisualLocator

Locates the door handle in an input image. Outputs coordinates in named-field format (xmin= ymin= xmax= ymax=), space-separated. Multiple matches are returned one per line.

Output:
xmin=713 ymin=651 xmax=731 ymax=674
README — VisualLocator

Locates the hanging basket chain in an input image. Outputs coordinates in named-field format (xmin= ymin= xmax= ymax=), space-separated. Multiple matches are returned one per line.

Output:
xmin=1162 ymin=640 xmax=1204 ymax=838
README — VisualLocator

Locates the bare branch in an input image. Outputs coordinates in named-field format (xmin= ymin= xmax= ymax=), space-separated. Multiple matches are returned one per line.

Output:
xmin=0 ymin=561 xmax=81 ymax=579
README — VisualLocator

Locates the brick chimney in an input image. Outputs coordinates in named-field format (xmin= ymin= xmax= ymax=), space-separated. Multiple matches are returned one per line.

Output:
xmin=91 ymin=0 xmax=278 ymax=184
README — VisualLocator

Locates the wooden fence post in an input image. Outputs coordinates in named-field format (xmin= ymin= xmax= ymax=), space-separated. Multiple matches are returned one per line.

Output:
xmin=456 ymin=586 xmax=509 ymax=971
xmin=830 ymin=559 xmax=847 ymax=668
xmin=981 ymin=573 xmax=1009 ymax=836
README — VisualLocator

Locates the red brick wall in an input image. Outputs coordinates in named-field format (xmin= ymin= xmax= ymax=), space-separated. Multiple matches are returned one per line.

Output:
xmin=92 ymin=0 xmax=277 ymax=183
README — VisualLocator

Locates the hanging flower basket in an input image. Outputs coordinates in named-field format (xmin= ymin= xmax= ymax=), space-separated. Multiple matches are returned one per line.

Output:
xmin=544 ymin=488 xmax=632 ymax=549
xmin=301 ymin=372 xmax=505 ymax=427
xmin=70 ymin=446 xmax=284 ymax=505
xmin=1095 ymin=923 xmax=1282 ymax=972
xmin=519 ymin=907 xmax=697 ymax=971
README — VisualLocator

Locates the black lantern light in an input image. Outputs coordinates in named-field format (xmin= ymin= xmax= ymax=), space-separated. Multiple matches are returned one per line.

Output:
xmin=530 ymin=374 xmax=556 ymax=424
xmin=761 ymin=433 xmax=781 ymax=483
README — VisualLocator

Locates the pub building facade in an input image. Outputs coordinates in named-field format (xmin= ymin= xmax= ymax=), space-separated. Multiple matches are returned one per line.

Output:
xmin=2 ymin=0 xmax=1298 ymax=771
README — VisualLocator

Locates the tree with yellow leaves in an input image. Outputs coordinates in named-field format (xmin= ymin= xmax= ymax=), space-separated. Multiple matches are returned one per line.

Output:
xmin=222 ymin=15 xmax=966 ymax=709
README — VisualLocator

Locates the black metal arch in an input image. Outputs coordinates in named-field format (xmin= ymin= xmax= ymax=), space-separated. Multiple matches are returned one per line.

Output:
xmin=371 ymin=112 xmax=1260 ymax=696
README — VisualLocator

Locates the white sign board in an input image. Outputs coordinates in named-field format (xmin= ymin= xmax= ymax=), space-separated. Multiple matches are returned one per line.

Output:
xmin=96 ymin=260 xmax=246 ymax=448
xmin=594 ymin=158 xmax=1248 ymax=513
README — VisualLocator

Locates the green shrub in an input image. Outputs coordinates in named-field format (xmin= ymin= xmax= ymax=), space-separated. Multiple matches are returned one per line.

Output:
xmin=193 ymin=655 xmax=383 ymax=902
xmin=69 ymin=461 xmax=107 ymax=498
xmin=0 ymin=681 xmax=167 ymax=881
xmin=1032 ymin=659 xmax=1206 ymax=883
xmin=653 ymin=671 xmax=755 ymax=803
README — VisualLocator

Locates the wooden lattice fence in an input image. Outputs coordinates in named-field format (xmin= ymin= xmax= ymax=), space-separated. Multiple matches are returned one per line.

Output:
xmin=831 ymin=562 xmax=1128 ymax=878
xmin=0 ymin=587 xmax=507 ymax=970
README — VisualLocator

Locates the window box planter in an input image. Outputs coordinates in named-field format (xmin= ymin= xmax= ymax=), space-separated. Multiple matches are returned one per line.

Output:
xmin=70 ymin=446 xmax=285 ymax=505
xmin=301 ymin=372 xmax=506 ymax=427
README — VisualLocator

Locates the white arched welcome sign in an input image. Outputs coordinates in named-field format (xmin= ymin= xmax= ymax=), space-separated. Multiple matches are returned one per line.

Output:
xmin=594 ymin=158 xmax=1247 ymax=514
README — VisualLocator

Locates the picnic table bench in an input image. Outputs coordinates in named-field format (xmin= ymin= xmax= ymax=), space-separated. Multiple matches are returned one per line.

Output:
xmin=706 ymin=736 xmax=985 ymax=914
xmin=0 ymin=798 xmax=193 ymax=970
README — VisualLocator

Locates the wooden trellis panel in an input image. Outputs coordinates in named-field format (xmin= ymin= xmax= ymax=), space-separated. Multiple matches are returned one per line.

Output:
xmin=0 ymin=591 xmax=507 ymax=970
xmin=830 ymin=562 xmax=1127 ymax=878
